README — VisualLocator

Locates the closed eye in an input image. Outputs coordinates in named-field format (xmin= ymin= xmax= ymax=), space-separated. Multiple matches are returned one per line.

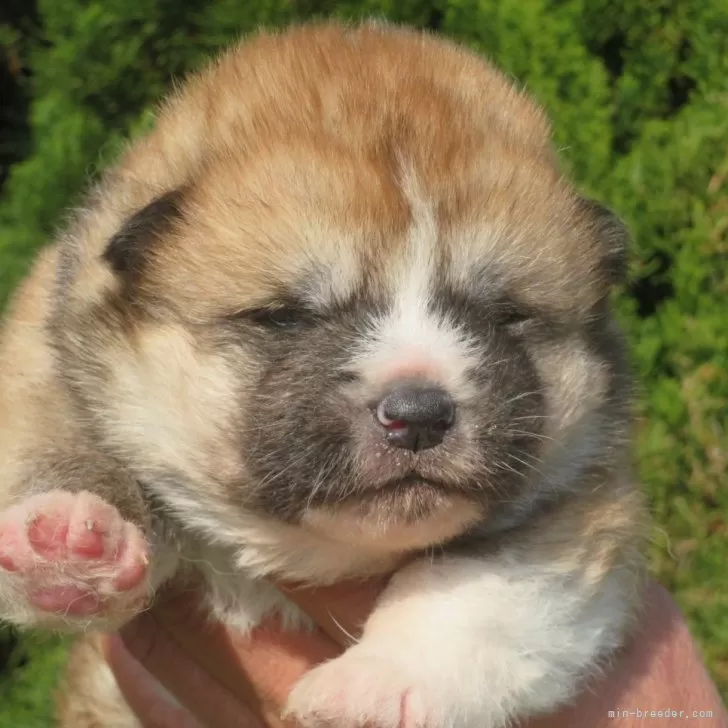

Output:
xmin=501 ymin=309 xmax=532 ymax=327
xmin=249 ymin=306 xmax=302 ymax=328
xmin=228 ymin=303 xmax=309 ymax=329
xmin=497 ymin=301 xmax=536 ymax=329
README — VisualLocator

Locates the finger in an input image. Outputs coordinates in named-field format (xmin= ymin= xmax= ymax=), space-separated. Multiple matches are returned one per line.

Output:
xmin=112 ymin=613 xmax=265 ymax=728
xmin=102 ymin=633 xmax=205 ymax=728
xmin=277 ymin=576 xmax=388 ymax=647
xmin=128 ymin=588 xmax=342 ymax=724
xmin=220 ymin=616 xmax=343 ymax=726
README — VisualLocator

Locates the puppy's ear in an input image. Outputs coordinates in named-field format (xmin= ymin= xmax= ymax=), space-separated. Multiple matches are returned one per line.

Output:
xmin=580 ymin=198 xmax=630 ymax=286
xmin=103 ymin=189 xmax=184 ymax=292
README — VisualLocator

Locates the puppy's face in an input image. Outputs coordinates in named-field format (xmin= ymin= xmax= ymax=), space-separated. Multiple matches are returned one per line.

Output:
xmin=61 ymin=24 xmax=629 ymax=553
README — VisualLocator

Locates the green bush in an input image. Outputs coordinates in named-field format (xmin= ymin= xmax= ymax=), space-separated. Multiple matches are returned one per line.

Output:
xmin=1 ymin=0 xmax=726 ymax=722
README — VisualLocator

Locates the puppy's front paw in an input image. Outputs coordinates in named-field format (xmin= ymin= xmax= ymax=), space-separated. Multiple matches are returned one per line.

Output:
xmin=0 ymin=490 xmax=149 ymax=628
xmin=284 ymin=645 xmax=443 ymax=728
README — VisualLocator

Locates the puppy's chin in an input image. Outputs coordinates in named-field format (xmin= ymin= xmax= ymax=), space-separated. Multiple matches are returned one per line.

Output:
xmin=301 ymin=487 xmax=482 ymax=553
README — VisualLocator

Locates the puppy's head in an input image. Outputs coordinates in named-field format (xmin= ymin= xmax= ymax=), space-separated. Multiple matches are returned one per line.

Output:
xmin=58 ymin=22 xmax=630 ymax=554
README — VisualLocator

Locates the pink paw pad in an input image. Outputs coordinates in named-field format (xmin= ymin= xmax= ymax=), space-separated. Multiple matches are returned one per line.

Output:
xmin=29 ymin=586 xmax=101 ymax=617
xmin=0 ymin=491 xmax=148 ymax=617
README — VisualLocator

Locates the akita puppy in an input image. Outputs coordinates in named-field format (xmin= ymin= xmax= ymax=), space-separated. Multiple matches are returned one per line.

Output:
xmin=0 ymin=20 xmax=645 ymax=728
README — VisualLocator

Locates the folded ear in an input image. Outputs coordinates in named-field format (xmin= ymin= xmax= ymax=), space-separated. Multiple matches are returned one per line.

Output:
xmin=102 ymin=188 xmax=185 ymax=294
xmin=580 ymin=198 xmax=630 ymax=286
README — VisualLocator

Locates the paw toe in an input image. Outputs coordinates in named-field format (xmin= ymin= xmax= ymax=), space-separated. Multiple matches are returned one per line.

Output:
xmin=285 ymin=652 xmax=430 ymax=728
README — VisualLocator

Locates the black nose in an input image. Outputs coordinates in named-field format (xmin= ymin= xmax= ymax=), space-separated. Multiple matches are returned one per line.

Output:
xmin=376 ymin=385 xmax=456 ymax=452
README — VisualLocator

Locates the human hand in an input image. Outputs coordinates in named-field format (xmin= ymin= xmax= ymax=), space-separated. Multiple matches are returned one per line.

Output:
xmin=103 ymin=579 xmax=728 ymax=728
xmin=104 ymin=577 xmax=385 ymax=728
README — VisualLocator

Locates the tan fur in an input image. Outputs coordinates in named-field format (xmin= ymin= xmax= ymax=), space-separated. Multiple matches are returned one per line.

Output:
xmin=62 ymin=23 xmax=607 ymax=323
xmin=0 ymin=245 xmax=74 ymax=502
xmin=0 ymin=20 xmax=647 ymax=728
xmin=56 ymin=634 xmax=140 ymax=728
xmin=0 ymin=246 xmax=150 ymax=524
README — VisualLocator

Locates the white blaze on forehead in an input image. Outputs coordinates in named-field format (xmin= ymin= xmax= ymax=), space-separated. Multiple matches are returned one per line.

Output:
xmin=297 ymin=226 xmax=362 ymax=309
xmin=354 ymin=170 xmax=481 ymax=397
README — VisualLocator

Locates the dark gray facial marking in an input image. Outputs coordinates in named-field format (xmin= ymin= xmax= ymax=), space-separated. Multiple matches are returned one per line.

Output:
xmin=234 ymin=280 xmax=548 ymax=524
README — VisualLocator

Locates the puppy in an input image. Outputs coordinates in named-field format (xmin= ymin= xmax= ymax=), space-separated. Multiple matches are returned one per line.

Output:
xmin=0 ymin=20 xmax=646 ymax=728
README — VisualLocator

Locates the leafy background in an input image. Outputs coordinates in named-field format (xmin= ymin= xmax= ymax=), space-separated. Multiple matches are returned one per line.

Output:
xmin=1 ymin=0 xmax=726 ymax=723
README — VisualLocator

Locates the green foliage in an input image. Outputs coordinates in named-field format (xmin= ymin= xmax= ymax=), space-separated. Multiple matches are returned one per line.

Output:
xmin=1 ymin=0 xmax=726 ymax=722
xmin=0 ymin=632 xmax=69 ymax=726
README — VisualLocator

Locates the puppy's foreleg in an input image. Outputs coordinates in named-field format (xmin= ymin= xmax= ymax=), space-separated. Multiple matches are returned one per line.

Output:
xmin=0 ymin=247 xmax=173 ymax=631
xmin=286 ymin=487 xmax=645 ymax=728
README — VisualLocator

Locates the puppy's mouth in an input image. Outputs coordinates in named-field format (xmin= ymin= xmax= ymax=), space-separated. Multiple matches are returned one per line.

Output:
xmin=339 ymin=472 xmax=458 ymax=505
xmin=374 ymin=473 xmax=452 ymax=493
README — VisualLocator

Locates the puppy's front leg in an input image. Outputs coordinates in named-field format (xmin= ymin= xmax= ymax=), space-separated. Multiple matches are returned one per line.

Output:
xmin=0 ymin=247 xmax=175 ymax=632
xmin=286 ymin=491 xmax=644 ymax=728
